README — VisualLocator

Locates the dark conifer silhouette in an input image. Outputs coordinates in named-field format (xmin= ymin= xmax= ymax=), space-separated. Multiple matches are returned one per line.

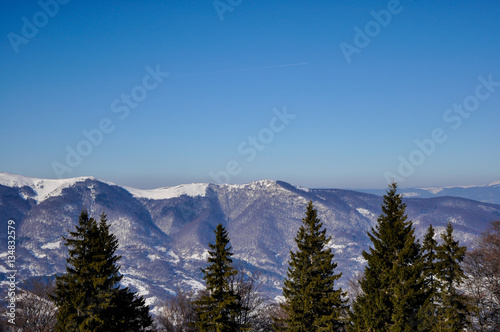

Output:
xmin=349 ymin=183 xmax=425 ymax=331
xmin=52 ymin=211 xmax=152 ymax=331
xmin=194 ymin=223 xmax=245 ymax=331
xmin=280 ymin=201 xmax=347 ymax=331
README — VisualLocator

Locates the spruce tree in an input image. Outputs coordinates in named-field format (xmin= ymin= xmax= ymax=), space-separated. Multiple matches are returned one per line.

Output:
xmin=280 ymin=201 xmax=347 ymax=331
xmin=434 ymin=222 xmax=469 ymax=331
xmin=194 ymin=223 xmax=244 ymax=332
xmin=52 ymin=211 xmax=153 ymax=331
xmin=418 ymin=224 xmax=440 ymax=331
xmin=349 ymin=183 xmax=425 ymax=332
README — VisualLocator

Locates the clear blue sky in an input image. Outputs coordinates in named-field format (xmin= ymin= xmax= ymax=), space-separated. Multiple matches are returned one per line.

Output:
xmin=1 ymin=0 xmax=499 ymax=189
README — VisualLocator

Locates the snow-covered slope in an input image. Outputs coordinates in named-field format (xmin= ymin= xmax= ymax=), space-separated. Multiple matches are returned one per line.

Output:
xmin=1 ymin=173 xmax=500 ymax=307
xmin=125 ymin=183 xmax=209 ymax=200
xmin=359 ymin=180 xmax=500 ymax=205
xmin=0 ymin=172 xmax=112 ymax=203
xmin=419 ymin=180 xmax=500 ymax=194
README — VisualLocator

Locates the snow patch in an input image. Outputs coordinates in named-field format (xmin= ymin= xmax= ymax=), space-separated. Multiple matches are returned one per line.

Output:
xmin=126 ymin=183 xmax=209 ymax=200
xmin=296 ymin=185 xmax=310 ymax=193
xmin=188 ymin=250 xmax=209 ymax=261
xmin=221 ymin=180 xmax=280 ymax=192
xmin=147 ymin=254 xmax=160 ymax=261
xmin=31 ymin=250 xmax=46 ymax=259
xmin=350 ymin=256 xmax=367 ymax=264
xmin=19 ymin=191 xmax=31 ymax=200
xmin=274 ymin=295 xmax=286 ymax=303
xmin=402 ymin=192 xmax=420 ymax=197
xmin=356 ymin=208 xmax=374 ymax=218
xmin=420 ymin=187 xmax=444 ymax=194
xmin=155 ymin=246 xmax=167 ymax=252
xmin=479 ymin=205 xmax=496 ymax=213
xmin=166 ymin=250 xmax=180 ymax=264
xmin=327 ymin=241 xmax=346 ymax=253
xmin=0 ymin=265 xmax=11 ymax=273
xmin=447 ymin=216 xmax=465 ymax=226
xmin=162 ymin=286 xmax=177 ymax=296
xmin=145 ymin=296 xmax=158 ymax=307
xmin=182 ymin=278 xmax=205 ymax=292
xmin=41 ymin=241 xmax=61 ymax=250
xmin=121 ymin=276 xmax=150 ymax=297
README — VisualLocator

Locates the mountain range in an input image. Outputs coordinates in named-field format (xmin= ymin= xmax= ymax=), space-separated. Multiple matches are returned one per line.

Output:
xmin=1 ymin=172 xmax=500 ymax=312
xmin=359 ymin=181 xmax=500 ymax=205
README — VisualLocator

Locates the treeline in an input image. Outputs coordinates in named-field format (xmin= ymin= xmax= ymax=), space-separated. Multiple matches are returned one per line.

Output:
xmin=1 ymin=183 xmax=499 ymax=331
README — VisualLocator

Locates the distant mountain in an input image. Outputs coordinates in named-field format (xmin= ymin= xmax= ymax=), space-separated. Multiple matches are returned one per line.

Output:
xmin=1 ymin=172 xmax=499 ymax=312
xmin=359 ymin=181 xmax=500 ymax=205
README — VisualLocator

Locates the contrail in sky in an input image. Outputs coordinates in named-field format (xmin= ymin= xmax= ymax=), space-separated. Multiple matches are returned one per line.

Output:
xmin=177 ymin=62 xmax=309 ymax=77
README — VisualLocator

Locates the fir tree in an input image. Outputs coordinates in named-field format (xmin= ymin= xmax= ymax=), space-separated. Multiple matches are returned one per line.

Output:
xmin=52 ymin=211 xmax=153 ymax=331
xmin=349 ymin=183 xmax=425 ymax=332
xmin=434 ymin=222 xmax=469 ymax=331
xmin=418 ymin=224 xmax=440 ymax=331
xmin=194 ymin=223 xmax=244 ymax=332
xmin=280 ymin=201 xmax=347 ymax=331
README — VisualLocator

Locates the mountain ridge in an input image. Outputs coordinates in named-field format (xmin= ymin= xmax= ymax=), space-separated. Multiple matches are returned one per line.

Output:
xmin=357 ymin=180 xmax=500 ymax=204
xmin=4 ymin=172 xmax=499 ymax=204
xmin=1 ymin=173 xmax=499 ymax=311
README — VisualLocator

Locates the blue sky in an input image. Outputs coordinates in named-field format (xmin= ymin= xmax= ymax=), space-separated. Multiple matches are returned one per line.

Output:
xmin=1 ymin=0 xmax=499 ymax=189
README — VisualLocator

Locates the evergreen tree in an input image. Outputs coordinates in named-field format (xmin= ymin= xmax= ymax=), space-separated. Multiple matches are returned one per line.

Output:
xmin=194 ymin=223 xmax=244 ymax=332
xmin=280 ymin=201 xmax=347 ymax=331
xmin=418 ymin=224 xmax=440 ymax=331
xmin=349 ymin=183 xmax=425 ymax=332
xmin=52 ymin=211 xmax=153 ymax=331
xmin=434 ymin=222 xmax=469 ymax=331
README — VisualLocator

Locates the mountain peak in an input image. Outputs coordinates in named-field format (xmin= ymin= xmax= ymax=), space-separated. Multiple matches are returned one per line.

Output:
xmin=251 ymin=179 xmax=278 ymax=186
xmin=0 ymin=173 xmax=110 ymax=203
xmin=219 ymin=179 xmax=283 ymax=191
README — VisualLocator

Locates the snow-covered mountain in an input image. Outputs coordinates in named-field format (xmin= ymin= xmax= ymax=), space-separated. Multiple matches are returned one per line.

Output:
xmin=359 ymin=181 xmax=500 ymax=205
xmin=1 ymin=172 xmax=500 ymax=310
